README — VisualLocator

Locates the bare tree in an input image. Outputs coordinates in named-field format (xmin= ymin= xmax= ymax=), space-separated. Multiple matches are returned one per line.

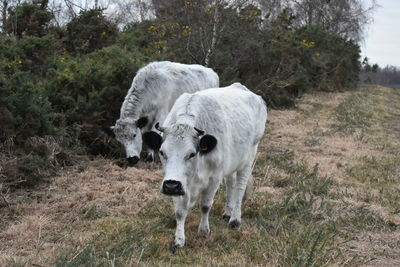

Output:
xmin=258 ymin=0 xmax=377 ymax=41
xmin=1 ymin=0 xmax=8 ymax=32
xmin=105 ymin=0 xmax=154 ymax=27
xmin=1 ymin=0 xmax=21 ymax=33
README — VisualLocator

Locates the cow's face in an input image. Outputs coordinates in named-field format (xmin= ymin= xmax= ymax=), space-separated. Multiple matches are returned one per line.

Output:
xmin=104 ymin=117 xmax=148 ymax=165
xmin=143 ymin=123 xmax=217 ymax=196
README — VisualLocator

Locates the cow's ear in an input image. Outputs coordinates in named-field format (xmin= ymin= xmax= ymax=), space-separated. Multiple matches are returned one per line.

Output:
xmin=103 ymin=126 xmax=115 ymax=138
xmin=143 ymin=131 xmax=162 ymax=151
xmin=199 ymin=134 xmax=217 ymax=154
xmin=136 ymin=117 xmax=148 ymax=129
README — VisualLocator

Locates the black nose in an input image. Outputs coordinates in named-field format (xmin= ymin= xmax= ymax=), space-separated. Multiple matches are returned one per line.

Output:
xmin=162 ymin=180 xmax=184 ymax=196
xmin=127 ymin=156 xmax=139 ymax=165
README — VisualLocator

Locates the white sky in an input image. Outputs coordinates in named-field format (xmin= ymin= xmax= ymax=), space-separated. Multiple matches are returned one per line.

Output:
xmin=361 ymin=0 xmax=400 ymax=67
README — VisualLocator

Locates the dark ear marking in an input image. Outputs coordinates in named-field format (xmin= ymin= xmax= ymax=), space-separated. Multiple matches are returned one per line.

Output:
xmin=136 ymin=117 xmax=148 ymax=129
xmin=143 ymin=131 xmax=162 ymax=151
xmin=102 ymin=126 xmax=115 ymax=138
xmin=199 ymin=134 xmax=217 ymax=155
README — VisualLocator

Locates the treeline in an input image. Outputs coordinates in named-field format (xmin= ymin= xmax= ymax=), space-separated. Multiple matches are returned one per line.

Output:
xmin=0 ymin=0 xmax=367 ymax=188
xmin=360 ymin=58 xmax=400 ymax=89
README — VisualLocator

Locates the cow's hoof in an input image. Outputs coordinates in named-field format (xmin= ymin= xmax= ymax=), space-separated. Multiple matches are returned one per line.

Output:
xmin=229 ymin=219 xmax=241 ymax=229
xmin=222 ymin=214 xmax=231 ymax=222
xmin=198 ymin=226 xmax=210 ymax=236
xmin=170 ymin=242 xmax=178 ymax=254
xmin=170 ymin=240 xmax=184 ymax=254
xmin=144 ymin=154 xmax=154 ymax=163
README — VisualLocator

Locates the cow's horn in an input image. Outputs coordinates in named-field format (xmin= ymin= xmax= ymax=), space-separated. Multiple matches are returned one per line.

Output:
xmin=155 ymin=122 xmax=165 ymax=132
xmin=194 ymin=127 xmax=205 ymax=136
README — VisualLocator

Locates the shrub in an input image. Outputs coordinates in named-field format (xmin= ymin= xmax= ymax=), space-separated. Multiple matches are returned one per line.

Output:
xmin=65 ymin=9 xmax=118 ymax=54
xmin=0 ymin=71 xmax=57 ymax=143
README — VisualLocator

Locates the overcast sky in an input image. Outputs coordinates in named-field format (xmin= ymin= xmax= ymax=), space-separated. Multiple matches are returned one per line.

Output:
xmin=361 ymin=0 xmax=400 ymax=67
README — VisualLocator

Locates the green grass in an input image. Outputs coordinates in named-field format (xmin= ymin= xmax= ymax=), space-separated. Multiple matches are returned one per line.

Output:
xmin=345 ymin=155 xmax=400 ymax=214
xmin=333 ymin=86 xmax=400 ymax=215
xmin=333 ymin=90 xmax=373 ymax=135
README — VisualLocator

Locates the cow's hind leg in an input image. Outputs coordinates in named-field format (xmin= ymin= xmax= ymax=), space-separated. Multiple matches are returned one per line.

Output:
xmin=199 ymin=175 xmax=222 ymax=234
xmin=229 ymin=164 xmax=252 ymax=229
xmin=223 ymin=173 xmax=236 ymax=222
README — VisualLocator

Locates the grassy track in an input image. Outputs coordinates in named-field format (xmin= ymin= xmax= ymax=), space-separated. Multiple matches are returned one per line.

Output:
xmin=1 ymin=86 xmax=399 ymax=266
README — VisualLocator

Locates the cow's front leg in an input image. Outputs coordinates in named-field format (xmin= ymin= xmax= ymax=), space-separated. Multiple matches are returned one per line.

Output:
xmin=171 ymin=196 xmax=189 ymax=252
xmin=199 ymin=175 xmax=222 ymax=234
xmin=229 ymin=165 xmax=252 ymax=229
xmin=144 ymin=150 xmax=154 ymax=162
xmin=223 ymin=173 xmax=236 ymax=222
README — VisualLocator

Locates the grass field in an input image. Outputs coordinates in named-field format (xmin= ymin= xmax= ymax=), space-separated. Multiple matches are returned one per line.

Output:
xmin=1 ymin=86 xmax=399 ymax=266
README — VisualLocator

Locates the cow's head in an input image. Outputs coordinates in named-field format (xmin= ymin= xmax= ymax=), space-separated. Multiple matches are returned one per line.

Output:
xmin=103 ymin=117 xmax=148 ymax=165
xmin=143 ymin=123 xmax=217 ymax=196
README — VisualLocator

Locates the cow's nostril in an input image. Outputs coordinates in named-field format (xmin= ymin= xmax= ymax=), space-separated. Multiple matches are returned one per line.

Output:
xmin=127 ymin=156 xmax=139 ymax=165
xmin=164 ymin=180 xmax=180 ymax=190
xmin=162 ymin=180 xmax=183 ymax=195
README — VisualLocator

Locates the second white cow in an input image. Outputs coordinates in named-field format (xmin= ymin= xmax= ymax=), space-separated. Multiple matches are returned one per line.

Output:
xmin=104 ymin=61 xmax=219 ymax=165
xmin=143 ymin=83 xmax=267 ymax=250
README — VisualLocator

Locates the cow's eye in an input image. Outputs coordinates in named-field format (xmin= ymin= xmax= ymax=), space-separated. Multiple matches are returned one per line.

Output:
xmin=187 ymin=152 xmax=196 ymax=160
xmin=133 ymin=134 xmax=136 ymax=138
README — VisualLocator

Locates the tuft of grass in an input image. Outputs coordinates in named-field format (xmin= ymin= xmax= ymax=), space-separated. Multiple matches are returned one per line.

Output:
xmin=304 ymin=137 xmax=322 ymax=147
xmin=346 ymin=155 xmax=400 ymax=184
xmin=338 ymin=206 xmax=396 ymax=232
xmin=333 ymin=91 xmax=373 ymax=135
xmin=345 ymin=155 xmax=400 ymax=214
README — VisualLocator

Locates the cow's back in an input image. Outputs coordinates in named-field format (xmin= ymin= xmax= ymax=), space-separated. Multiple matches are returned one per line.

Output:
xmin=132 ymin=62 xmax=218 ymax=114
xmin=121 ymin=61 xmax=219 ymax=120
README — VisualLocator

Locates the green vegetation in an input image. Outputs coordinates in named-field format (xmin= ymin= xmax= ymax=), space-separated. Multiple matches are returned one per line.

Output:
xmin=333 ymin=86 xmax=400 ymax=215
xmin=333 ymin=90 xmax=373 ymax=134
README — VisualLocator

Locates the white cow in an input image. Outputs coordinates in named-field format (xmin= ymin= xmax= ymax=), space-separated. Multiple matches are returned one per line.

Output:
xmin=104 ymin=61 xmax=219 ymax=165
xmin=143 ymin=83 xmax=267 ymax=250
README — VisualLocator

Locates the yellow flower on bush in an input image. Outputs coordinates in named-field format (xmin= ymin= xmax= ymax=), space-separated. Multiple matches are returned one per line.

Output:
xmin=315 ymin=52 xmax=320 ymax=57
xmin=302 ymin=39 xmax=316 ymax=48
xmin=182 ymin=25 xmax=191 ymax=37
xmin=17 ymin=60 xmax=23 ymax=64
xmin=148 ymin=25 xmax=157 ymax=32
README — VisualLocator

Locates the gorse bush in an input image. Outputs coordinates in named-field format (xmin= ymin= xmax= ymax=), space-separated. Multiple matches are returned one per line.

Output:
xmin=65 ymin=9 xmax=118 ymax=54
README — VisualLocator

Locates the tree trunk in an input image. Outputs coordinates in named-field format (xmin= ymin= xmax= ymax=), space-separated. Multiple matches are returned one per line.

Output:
xmin=205 ymin=1 xmax=219 ymax=67
xmin=2 ymin=0 xmax=8 ymax=33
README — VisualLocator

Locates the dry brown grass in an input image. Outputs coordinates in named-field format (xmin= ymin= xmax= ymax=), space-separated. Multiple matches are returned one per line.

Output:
xmin=0 ymin=159 xmax=163 ymax=265
xmin=0 ymin=86 xmax=399 ymax=266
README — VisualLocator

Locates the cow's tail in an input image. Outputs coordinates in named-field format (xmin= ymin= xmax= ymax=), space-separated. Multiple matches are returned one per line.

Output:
xmin=243 ymin=174 xmax=254 ymax=201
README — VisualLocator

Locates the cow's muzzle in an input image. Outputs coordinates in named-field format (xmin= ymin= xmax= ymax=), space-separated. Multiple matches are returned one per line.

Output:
xmin=162 ymin=180 xmax=185 ymax=196
xmin=127 ymin=156 xmax=139 ymax=166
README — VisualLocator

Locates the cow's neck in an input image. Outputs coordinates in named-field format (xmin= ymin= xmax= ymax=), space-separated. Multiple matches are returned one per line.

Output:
xmin=120 ymin=82 xmax=143 ymax=120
